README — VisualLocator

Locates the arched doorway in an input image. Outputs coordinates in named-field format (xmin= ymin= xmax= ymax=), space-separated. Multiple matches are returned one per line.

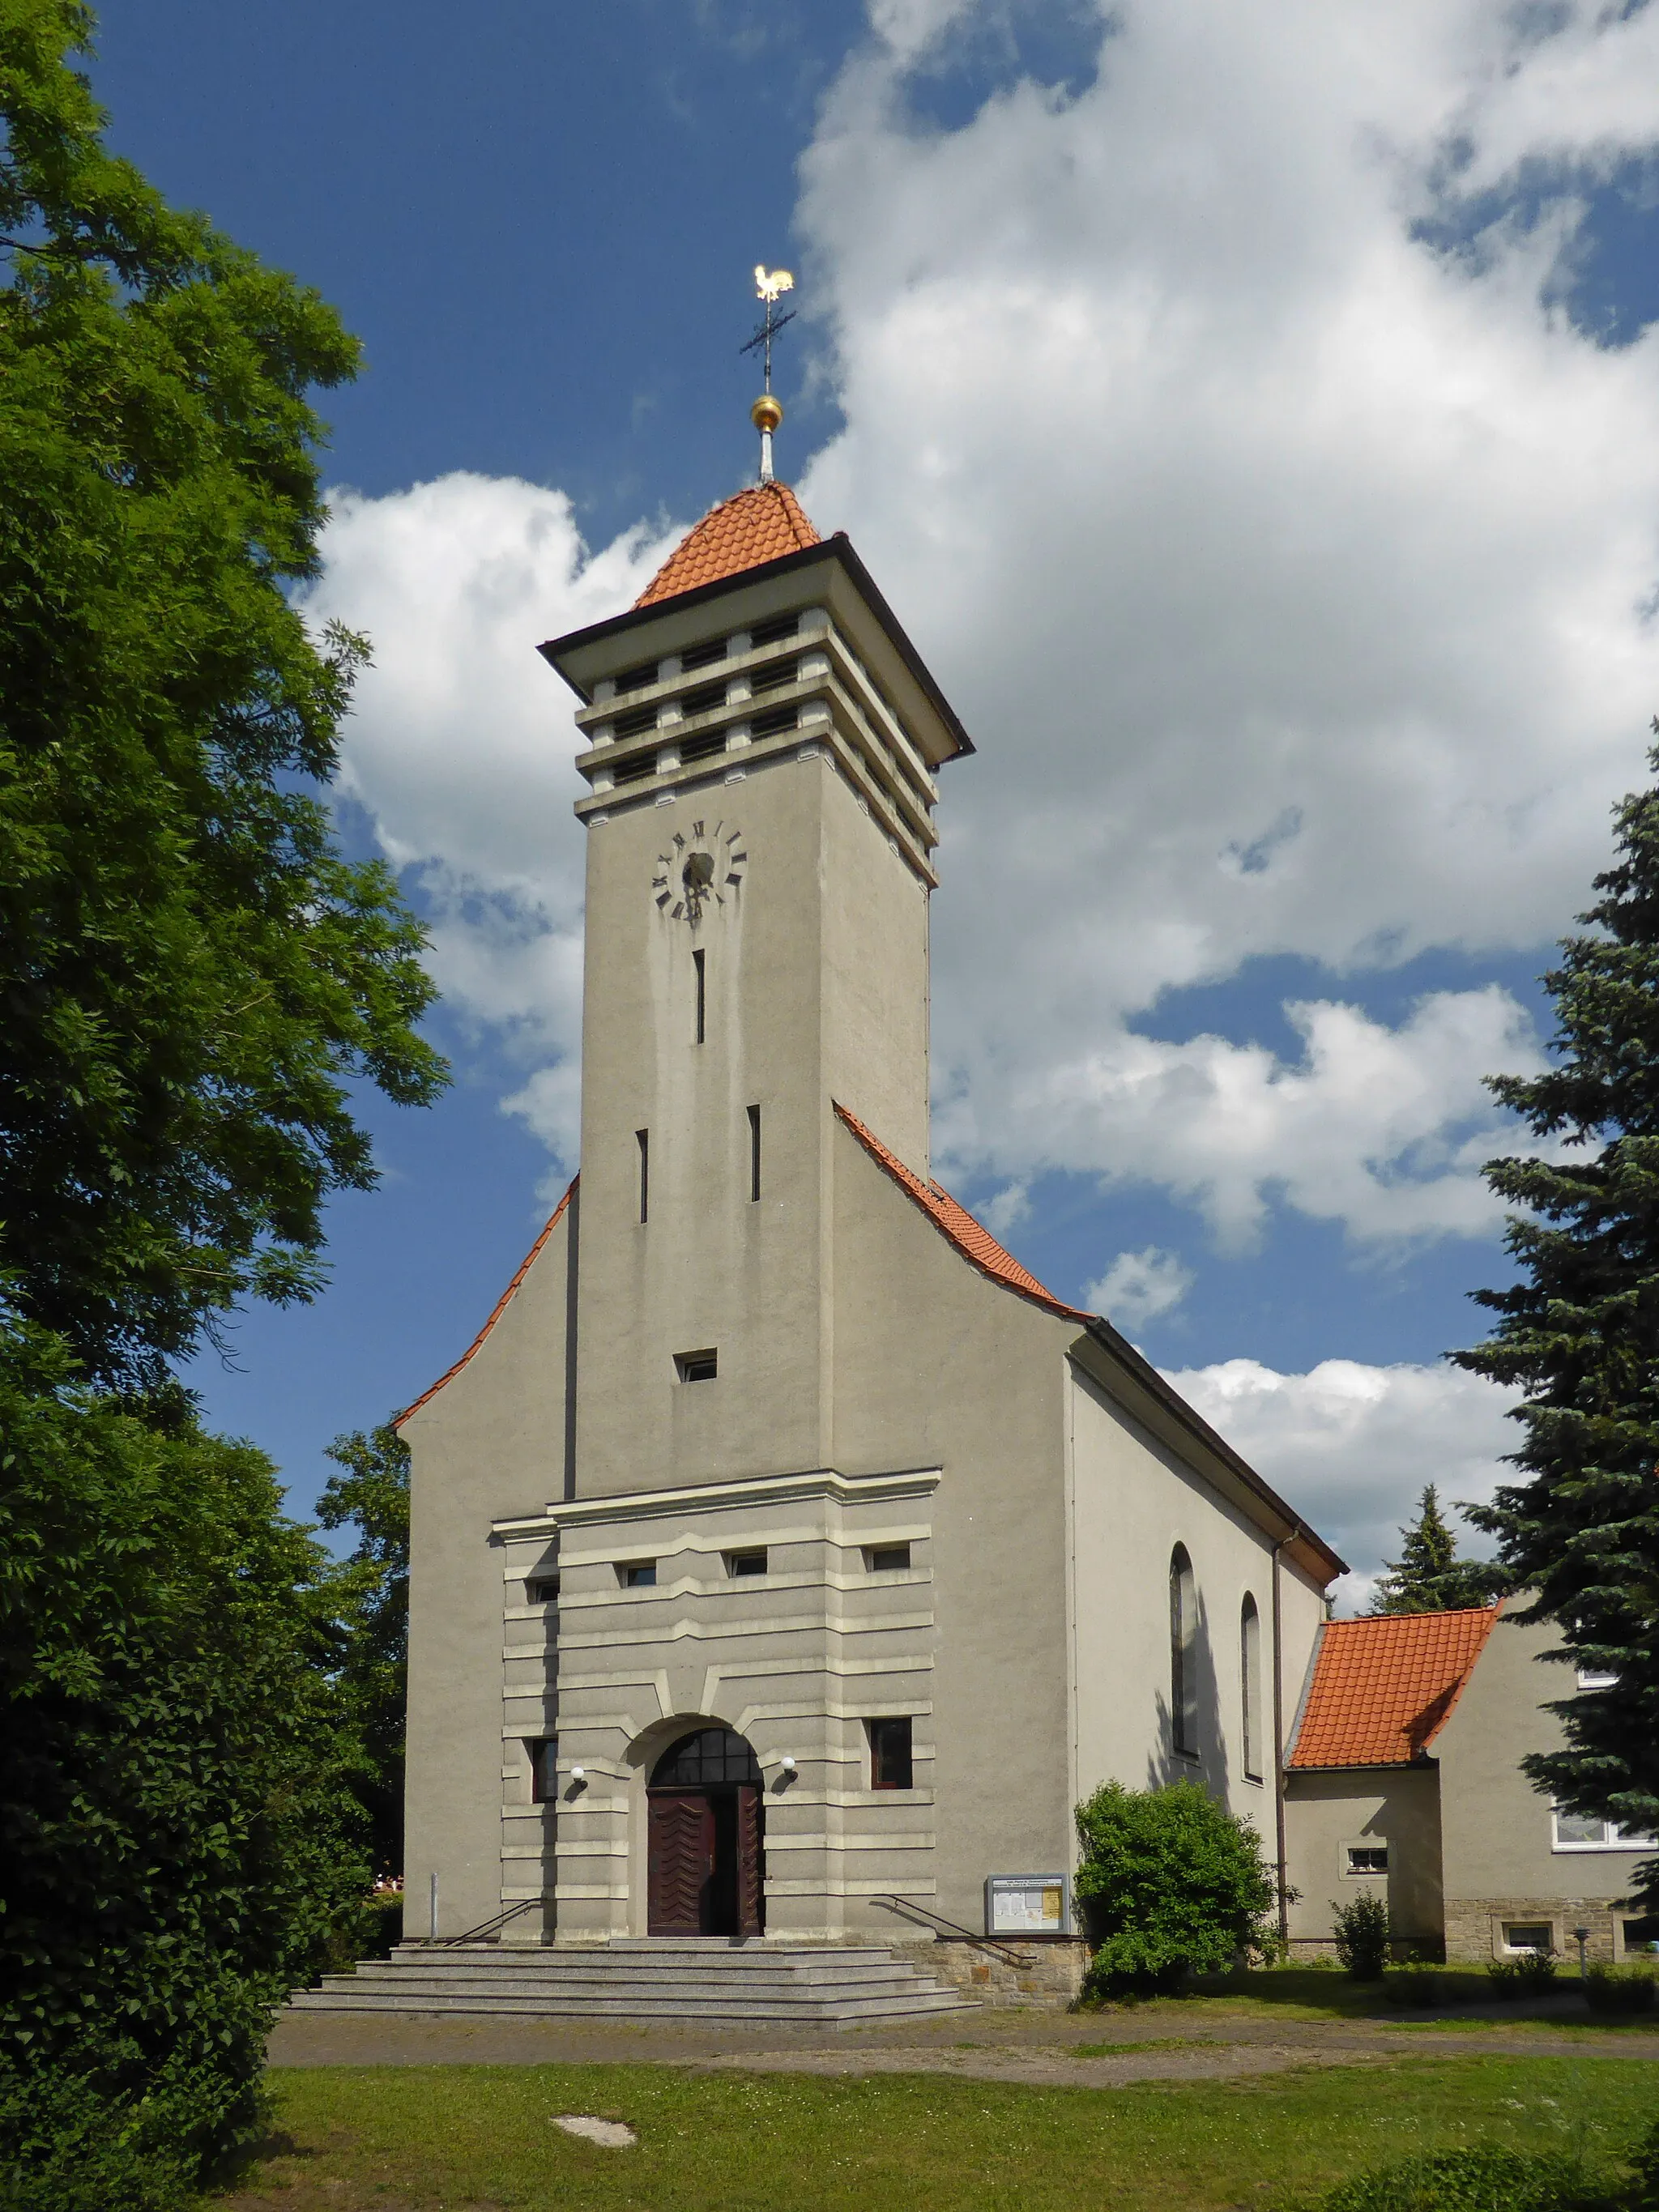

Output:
xmin=646 ymin=1727 xmax=764 ymax=1937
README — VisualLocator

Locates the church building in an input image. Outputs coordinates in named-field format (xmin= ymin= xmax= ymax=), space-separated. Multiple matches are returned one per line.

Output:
xmin=398 ymin=453 xmax=1347 ymax=1962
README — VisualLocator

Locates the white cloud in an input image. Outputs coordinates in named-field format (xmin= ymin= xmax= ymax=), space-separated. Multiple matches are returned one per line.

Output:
xmin=305 ymin=0 xmax=1659 ymax=1247
xmin=787 ymin=0 xmax=1659 ymax=1214
xmin=1165 ymin=1356 xmax=1521 ymax=1613
xmin=1085 ymin=1245 xmax=1193 ymax=1329
xmin=939 ymin=984 xmax=1542 ymax=1246
xmin=299 ymin=474 xmax=677 ymax=1170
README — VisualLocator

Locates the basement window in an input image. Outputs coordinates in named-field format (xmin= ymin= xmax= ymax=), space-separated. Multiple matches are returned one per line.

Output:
xmin=727 ymin=1549 xmax=767 ymax=1577
xmin=868 ymin=1716 xmax=914 ymax=1791
xmin=867 ymin=1543 xmax=911 ymax=1573
xmin=1503 ymin=1922 xmax=1554 ymax=1954
xmin=676 ymin=1349 xmax=718 ymax=1383
xmin=1345 ymin=1845 xmax=1388 ymax=1876
xmin=621 ymin=1561 xmax=657 ymax=1588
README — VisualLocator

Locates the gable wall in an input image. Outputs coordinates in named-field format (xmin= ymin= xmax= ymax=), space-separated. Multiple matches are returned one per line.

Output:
xmin=401 ymin=1195 xmax=576 ymax=1937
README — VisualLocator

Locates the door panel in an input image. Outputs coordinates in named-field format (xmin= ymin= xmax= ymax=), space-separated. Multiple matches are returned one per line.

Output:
xmin=647 ymin=1791 xmax=715 ymax=1935
xmin=736 ymin=1784 xmax=765 ymax=1937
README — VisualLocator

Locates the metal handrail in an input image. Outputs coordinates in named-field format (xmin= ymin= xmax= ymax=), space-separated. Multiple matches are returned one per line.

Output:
xmin=871 ymin=1894 xmax=1026 ymax=1968
xmin=434 ymin=1895 xmax=550 ymax=1948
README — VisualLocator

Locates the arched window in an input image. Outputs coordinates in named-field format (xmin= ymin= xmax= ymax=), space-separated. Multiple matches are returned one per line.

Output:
xmin=650 ymin=1728 xmax=761 ymax=1787
xmin=1170 ymin=1546 xmax=1198 ymax=1757
xmin=1240 ymin=1594 xmax=1262 ymax=1781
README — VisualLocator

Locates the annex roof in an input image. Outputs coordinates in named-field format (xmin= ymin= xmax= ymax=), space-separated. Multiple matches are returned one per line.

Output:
xmin=1287 ymin=1605 xmax=1501 ymax=1770
xmin=834 ymin=1103 xmax=1090 ymax=1320
xmin=395 ymin=1177 xmax=577 ymax=1427
xmin=634 ymin=482 xmax=821 ymax=609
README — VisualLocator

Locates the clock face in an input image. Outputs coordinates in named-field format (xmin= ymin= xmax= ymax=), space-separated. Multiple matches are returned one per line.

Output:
xmin=653 ymin=820 xmax=746 ymax=926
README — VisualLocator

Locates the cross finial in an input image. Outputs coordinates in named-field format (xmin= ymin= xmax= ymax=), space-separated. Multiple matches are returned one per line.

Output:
xmin=741 ymin=266 xmax=796 ymax=483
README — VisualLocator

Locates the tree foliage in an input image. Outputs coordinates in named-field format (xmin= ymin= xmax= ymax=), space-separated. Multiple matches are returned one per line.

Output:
xmin=0 ymin=0 xmax=446 ymax=1394
xmin=318 ymin=1420 xmax=410 ymax=1877
xmin=1452 ymin=736 xmax=1659 ymax=1872
xmin=0 ymin=1315 xmax=370 ymax=2209
xmin=1369 ymin=1485 xmax=1502 ymax=1615
xmin=1073 ymin=1779 xmax=1277 ymax=1994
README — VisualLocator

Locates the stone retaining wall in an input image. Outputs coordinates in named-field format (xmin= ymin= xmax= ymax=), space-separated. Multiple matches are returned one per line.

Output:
xmin=922 ymin=1937 xmax=1092 ymax=2007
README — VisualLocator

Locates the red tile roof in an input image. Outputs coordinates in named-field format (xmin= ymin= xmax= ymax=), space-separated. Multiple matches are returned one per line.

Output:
xmin=635 ymin=482 xmax=821 ymax=608
xmin=835 ymin=1103 xmax=1090 ymax=1320
xmin=395 ymin=1178 xmax=577 ymax=1427
xmin=1287 ymin=1605 xmax=1500 ymax=1769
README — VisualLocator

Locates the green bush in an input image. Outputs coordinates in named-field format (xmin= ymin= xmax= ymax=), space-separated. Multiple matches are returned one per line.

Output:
xmin=1331 ymin=1890 xmax=1391 ymax=1980
xmin=1488 ymin=1950 xmax=1560 ymax=2000
xmin=1584 ymin=1963 xmax=1657 ymax=2015
xmin=1073 ymin=1779 xmax=1276 ymax=1997
xmin=1319 ymin=2146 xmax=1620 ymax=2211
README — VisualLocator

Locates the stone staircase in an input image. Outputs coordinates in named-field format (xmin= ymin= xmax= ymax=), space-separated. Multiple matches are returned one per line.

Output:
xmin=287 ymin=1937 xmax=975 ymax=2028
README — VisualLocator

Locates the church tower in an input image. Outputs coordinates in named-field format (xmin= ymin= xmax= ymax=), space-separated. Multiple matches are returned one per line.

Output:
xmin=395 ymin=416 xmax=1338 ymax=1963
xmin=539 ymin=483 xmax=971 ymax=1496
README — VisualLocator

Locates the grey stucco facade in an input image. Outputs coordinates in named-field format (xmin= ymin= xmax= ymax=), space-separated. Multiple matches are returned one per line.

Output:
xmin=399 ymin=493 xmax=1343 ymax=1950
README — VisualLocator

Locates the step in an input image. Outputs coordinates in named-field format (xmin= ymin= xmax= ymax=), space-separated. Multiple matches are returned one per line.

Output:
xmin=287 ymin=1937 xmax=975 ymax=2025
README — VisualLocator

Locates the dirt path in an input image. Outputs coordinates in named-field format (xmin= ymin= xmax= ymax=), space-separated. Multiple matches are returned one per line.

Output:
xmin=266 ymin=2005 xmax=1659 ymax=2088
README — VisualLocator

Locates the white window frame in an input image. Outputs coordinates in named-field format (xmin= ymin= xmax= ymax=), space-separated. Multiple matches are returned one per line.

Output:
xmin=1341 ymin=1840 xmax=1389 ymax=1878
xmin=1550 ymin=1807 xmax=1658 ymax=1852
xmin=1576 ymin=1665 xmax=1619 ymax=1690
xmin=1499 ymin=1919 xmax=1557 ymax=1956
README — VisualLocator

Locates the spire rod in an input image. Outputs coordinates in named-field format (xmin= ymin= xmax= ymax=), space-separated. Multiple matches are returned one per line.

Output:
xmin=741 ymin=265 xmax=795 ymax=484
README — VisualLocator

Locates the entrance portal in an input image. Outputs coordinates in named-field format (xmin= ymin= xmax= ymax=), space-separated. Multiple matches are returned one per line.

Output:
xmin=646 ymin=1728 xmax=765 ymax=1937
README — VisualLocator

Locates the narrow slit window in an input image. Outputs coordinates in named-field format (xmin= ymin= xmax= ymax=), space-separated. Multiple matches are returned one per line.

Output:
xmin=529 ymin=1737 xmax=557 ymax=1804
xmin=692 ymin=948 xmax=706 ymax=1042
xmin=636 ymin=1128 xmax=649 ymax=1223
xmin=1171 ymin=1545 xmax=1198 ymax=1758
xmin=748 ymin=1104 xmax=761 ymax=1200
xmin=1240 ymin=1593 xmax=1262 ymax=1782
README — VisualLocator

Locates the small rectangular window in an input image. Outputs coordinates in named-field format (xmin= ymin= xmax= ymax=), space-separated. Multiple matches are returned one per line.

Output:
xmin=681 ymin=637 xmax=727 ymax=672
xmin=1576 ymin=1665 xmax=1619 ymax=1690
xmin=868 ymin=1715 xmax=913 ymax=1791
xmin=1503 ymin=1922 xmax=1554 ymax=1954
xmin=868 ymin=1543 xmax=911 ymax=1573
xmin=728 ymin=1549 xmax=767 ymax=1577
xmin=676 ymin=1349 xmax=718 ymax=1382
xmin=637 ymin=1128 xmax=649 ymax=1224
xmin=1622 ymin=1916 xmax=1659 ymax=1956
xmin=748 ymin=1104 xmax=761 ymax=1200
xmin=529 ymin=1737 xmax=557 ymax=1804
xmin=750 ymin=702 xmax=800 ymax=741
xmin=621 ymin=1560 xmax=657 ymax=1588
xmin=1346 ymin=1845 xmax=1388 ymax=1875
xmin=531 ymin=1576 xmax=560 ymax=1605
xmin=616 ymin=659 xmax=660 ymax=695
xmin=693 ymin=948 xmax=706 ymax=1043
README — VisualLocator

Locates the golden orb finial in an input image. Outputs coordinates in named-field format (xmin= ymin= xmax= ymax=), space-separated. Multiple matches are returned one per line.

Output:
xmin=751 ymin=392 xmax=783 ymax=437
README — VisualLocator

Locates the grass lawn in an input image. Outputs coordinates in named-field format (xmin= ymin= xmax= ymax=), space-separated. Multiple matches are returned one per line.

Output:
xmin=217 ymin=2055 xmax=1659 ymax=2210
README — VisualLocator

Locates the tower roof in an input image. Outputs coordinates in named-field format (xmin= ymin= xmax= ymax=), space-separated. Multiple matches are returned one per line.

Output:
xmin=1286 ymin=1604 xmax=1500 ymax=1769
xmin=635 ymin=482 xmax=821 ymax=609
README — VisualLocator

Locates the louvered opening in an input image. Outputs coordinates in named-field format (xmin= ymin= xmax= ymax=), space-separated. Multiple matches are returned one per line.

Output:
xmin=680 ymin=728 xmax=727 ymax=765
xmin=682 ymin=680 xmax=728 ymax=718
xmin=750 ymin=612 xmax=799 ymax=649
xmin=611 ymin=748 xmax=659 ymax=784
xmin=615 ymin=659 xmax=660 ymax=696
xmin=681 ymin=637 xmax=727 ymax=671
xmin=751 ymin=658 xmax=798 ymax=697
xmin=751 ymin=704 xmax=800 ymax=740
xmin=612 ymin=704 xmax=659 ymax=741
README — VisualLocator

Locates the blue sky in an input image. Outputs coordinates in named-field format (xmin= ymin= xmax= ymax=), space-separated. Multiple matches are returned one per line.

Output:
xmin=91 ymin=2 xmax=1659 ymax=1598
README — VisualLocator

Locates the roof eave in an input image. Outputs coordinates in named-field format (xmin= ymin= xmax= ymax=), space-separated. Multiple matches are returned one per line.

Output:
xmin=1080 ymin=1315 xmax=1350 ymax=1582
xmin=538 ymin=534 xmax=976 ymax=764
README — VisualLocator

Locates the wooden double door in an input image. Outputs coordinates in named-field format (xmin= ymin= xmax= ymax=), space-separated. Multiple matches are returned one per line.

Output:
xmin=646 ymin=1784 xmax=764 ymax=1937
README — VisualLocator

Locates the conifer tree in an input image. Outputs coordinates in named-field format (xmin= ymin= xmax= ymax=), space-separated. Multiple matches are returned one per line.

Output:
xmin=1452 ymin=734 xmax=1659 ymax=1865
xmin=1369 ymin=1485 xmax=1501 ymax=1614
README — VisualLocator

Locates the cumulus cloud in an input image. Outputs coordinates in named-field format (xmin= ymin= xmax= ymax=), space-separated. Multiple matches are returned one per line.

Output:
xmin=299 ymin=475 xmax=678 ymax=1166
xmin=790 ymin=0 xmax=1659 ymax=1211
xmin=1085 ymin=1245 xmax=1193 ymax=1330
xmin=1166 ymin=1356 xmax=1521 ymax=1613
xmin=305 ymin=0 xmax=1659 ymax=1245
